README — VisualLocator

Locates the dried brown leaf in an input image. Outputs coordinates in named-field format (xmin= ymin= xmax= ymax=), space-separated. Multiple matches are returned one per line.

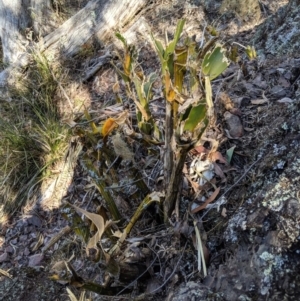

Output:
xmin=213 ymin=163 xmax=226 ymax=181
xmin=68 ymin=203 xmax=114 ymax=256
xmin=191 ymin=187 xmax=221 ymax=214
xmin=209 ymin=151 xmax=228 ymax=164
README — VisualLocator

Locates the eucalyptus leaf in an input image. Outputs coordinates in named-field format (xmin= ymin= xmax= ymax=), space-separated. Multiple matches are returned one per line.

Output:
xmin=151 ymin=34 xmax=165 ymax=63
xmin=226 ymin=145 xmax=236 ymax=163
xmin=166 ymin=19 xmax=185 ymax=55
xmin=143 ymin=72 xmax=157 ymax=102
xmin=202 ymin=44 xmax=230 ymax=80
xmin=111 ymin=62 xmax=131 ymax=83
xmin=138 ymin=121 xmax=152 ymax=135
xmin=183 ymin=102 xmax=207 ymax=132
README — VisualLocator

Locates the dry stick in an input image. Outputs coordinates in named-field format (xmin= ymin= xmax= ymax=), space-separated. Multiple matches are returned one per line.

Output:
xmin=0 ymin=268 xmax=12 ymax=279
xmin=133 ymin=241 xmax=187 ymax=301
xmin=82 ymin=52 xmax=112 ymax=82
xmin=200 ymin=156 xmax=263 ymax=221
xmin=42 ymin=226 xmax=72 ymax=253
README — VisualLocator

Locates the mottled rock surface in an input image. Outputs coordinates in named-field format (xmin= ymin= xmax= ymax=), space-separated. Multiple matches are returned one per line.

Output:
xmin=206 ymin=106 xmax=300 ymax=299
xmin=254 ymin=0 xmax=300 ymax=57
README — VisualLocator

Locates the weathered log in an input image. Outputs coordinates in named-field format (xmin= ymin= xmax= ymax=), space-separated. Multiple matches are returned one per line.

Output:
xmin=0 ymin=0 xmax=149 ymax=94
xmin=0 ymin=0 xmax=31 ymax=65
xmin=42 ymin=0 xmax=149 ymax=57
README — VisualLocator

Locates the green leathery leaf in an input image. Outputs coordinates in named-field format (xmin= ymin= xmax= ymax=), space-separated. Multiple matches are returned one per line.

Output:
xmin=183 ymin=102 xmax=207 ymax=132
xmin=111 ymin=62 xmax=131 ymax=83
xmin=174 ymin=45 xmax=188 ymax=92
xmin=143 ymin=72 xmax=157 ymax=102
xmin=167 ymin=53 xmax=174 ymax=78
xmin=133 ymin=76 xmax=144 ymax=105
xmin=151 ymin=34 xmax=165 ymax=63
xmin=62 ymin=203 xmax=90 ymax=243
xmin=138 ymin=121 xmax=152 ymax=135
xmin=202 ymin=44 xmax=230 ymax=80
xmin=166 ymin=19 xmax=185 ymax=55
xmin=115 ymin=32 xmax=127 ymax=48
xmin=226 ymin=145 xmax=236 ymax=163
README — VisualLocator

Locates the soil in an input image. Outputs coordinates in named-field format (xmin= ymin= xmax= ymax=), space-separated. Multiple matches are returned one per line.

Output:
xmin=1 ymin=0 xmax=300 ymax=300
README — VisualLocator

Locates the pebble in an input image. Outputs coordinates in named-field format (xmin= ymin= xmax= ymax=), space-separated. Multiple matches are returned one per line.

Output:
xmin=0 ymin=252 xmax=9 ymax=262
xmin=224 ymin=111 xmax=244 ymax=138
xmin=28 ymin=253 xmax=44 ymax=267
xmin=5 ymin=246 xmax=14 ymax=254
xmin=19 ymin=235 xmax=28 ymax=242
xmin=27 ymin=215 xmax=42 ymax=227
xmin=24 ymin=247 xmax=30 ymax=256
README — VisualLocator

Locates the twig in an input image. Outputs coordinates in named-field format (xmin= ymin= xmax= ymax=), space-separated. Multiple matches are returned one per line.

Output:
xmin=0 ymin=268 xmax=12 ymax=279
xmin=42 ymin=225 xmax=72 ymax=253
xmin=82 ymin=52 xmax=112 ymax=82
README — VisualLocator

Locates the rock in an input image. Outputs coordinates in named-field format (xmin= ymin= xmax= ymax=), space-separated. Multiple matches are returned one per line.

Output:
xmin=220 ymin=0 xmax=260 ymax=23
xmin=19 ymin=235 xmax=28 ymax=242
xmin=0 ymin=252 xmax=9 ymax=262
xmin=253 ymin=0 xmax=300 ymax=57
xmin=269 ymin=85 xmax=291 ymax=98
xmin=10 ymin=238 xmax=18 ymax=244
xmin=224 ymin=111 xmax=244 ymax=138
xmin=27 ymin=215 xmax=42 ymax=227
xmin=207 ymin=106 xmax=300 ymax=300
xmin=203 ymin=0 xmax=260 ymax=23
xmin=169 ymin=281 xmax=224 ymax=301
xmin=24 ymin=247 xmax=30 ymax=256
xmin=5 ymin=246 xmax=14 ymax=254
xmin=28 ymin=253 xmax=44 ymax=267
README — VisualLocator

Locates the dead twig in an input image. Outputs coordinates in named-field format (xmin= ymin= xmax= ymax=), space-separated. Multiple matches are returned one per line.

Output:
xmin=42 ymin=225 xmax=72 ymax=253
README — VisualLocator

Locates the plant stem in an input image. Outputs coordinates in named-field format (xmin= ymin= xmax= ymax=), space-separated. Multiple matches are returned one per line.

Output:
xmin=164 ymin=145 xmax=189 ymax=223
xmin=164 ymin=101 xmax=173 ymax=190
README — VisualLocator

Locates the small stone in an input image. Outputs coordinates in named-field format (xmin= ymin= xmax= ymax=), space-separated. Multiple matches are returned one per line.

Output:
xmin=224 ymin=111 xmax=244 ymax=138
xmin=28 ymin=253 xmax=44 ymax=267
xmin=27 ymin=215 xmax=42 ymax=227
xmin=24 ymin=247 xmax=30 ymax=256
xmin=29 ymin=232 xmax=37 ymax=239
xmin=15 ymin=255 xmax=23 ymax=261
xmin=19 ymin=235 xmax=28 ymax=242
xmin=5 ymin=246 xmax=14 ymax=254
xmin=10 ymin=238 xmax=18 ymax=244
xmin=0 ymin=252 xmax=9 ymax=262
xmin=16 ymin=220 xmax=28 ymax=229
xmin=270 ymin=85 xmax=289 ymax=98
